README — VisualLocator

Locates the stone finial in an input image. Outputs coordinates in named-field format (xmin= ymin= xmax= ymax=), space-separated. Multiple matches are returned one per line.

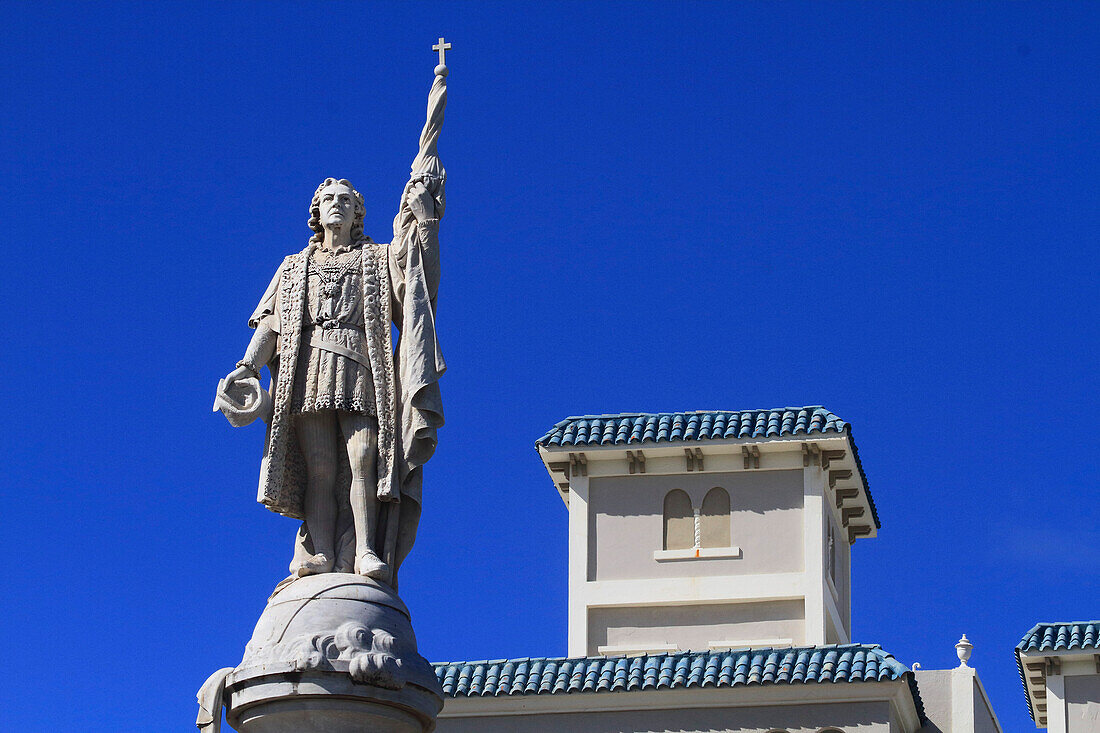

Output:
xmin=955 ymin=634 xmax=973 ymax=667
xmin=433 ymin=37 xmax=452 ymax=76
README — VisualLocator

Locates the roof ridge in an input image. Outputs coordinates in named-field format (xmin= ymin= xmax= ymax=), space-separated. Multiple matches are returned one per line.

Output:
xmin=556 ymin=406 xmax=831 ymax=421
xmin=536 ymin=406 xmax=878 ymax=529
xmin=433 ymin=642 xmax=897 ymax=667
xmin=434 ymin=643 xmax=916 ymax=702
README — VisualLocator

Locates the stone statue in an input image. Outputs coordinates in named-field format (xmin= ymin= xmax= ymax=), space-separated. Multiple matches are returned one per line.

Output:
xmin=215 ymin=50 xmax=448 ymax=591
xmin=201 ymin=44 xmax=452 ymax=733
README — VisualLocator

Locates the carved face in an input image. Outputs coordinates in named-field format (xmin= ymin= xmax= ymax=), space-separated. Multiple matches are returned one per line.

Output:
xmin=318 ymin=182 xmax=357 ymax=230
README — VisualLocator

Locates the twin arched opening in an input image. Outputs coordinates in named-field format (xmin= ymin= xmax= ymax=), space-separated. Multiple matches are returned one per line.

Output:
xmin=662 ymin=487 xmax=731 ymax=551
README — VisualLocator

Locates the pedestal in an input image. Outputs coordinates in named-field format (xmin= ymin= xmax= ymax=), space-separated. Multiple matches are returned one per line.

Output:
xmin=208 ymin=574 xmax=443 ymax=733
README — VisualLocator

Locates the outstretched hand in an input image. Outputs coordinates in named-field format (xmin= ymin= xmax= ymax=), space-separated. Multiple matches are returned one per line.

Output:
xmin=406 ymin=181 xmax=435 ymax=223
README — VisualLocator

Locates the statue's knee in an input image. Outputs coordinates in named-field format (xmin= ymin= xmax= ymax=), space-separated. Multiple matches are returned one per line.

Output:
xmin=349 ymin=457 xmax=377 ymax=482
xmin=347 ymin=439 xmax=377 ymax=478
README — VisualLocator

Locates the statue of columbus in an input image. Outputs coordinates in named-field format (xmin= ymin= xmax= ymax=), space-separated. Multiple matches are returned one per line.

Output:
xmin=215 ymin=60 xmax=449 ymax=590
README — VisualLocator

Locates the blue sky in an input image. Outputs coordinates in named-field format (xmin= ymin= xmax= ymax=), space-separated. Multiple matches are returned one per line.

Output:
xmin=1 ymin=2 xmax=1096 ymax=730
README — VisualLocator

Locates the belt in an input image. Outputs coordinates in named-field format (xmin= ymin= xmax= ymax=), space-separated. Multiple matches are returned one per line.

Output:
xmin=305 ymin=323 xmax=371 ymax=369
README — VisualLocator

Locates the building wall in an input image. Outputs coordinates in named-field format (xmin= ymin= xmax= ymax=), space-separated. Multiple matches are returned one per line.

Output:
xmin=588 ymin=469 xmax=805 ymax=582
xmin=972 ymin=684 xmax=999 ymax=733
xmin=437 ymin=697 xmax=894 ymax=733
xmin=1065 ymin=674 xmax=1100 ymax=732
xmin=913 ymin=670 xmax=952 ymax=733
xmin=824 ymin=506 xmax=851 ymax=637
xmin=913 ymin=668 xmax=1002 ymax=733
xmin=588 ymin=600 xmax=805 ymax=654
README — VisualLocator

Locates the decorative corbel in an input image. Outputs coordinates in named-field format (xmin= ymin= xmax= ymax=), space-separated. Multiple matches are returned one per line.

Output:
xmin=834 ymin=487 xmax=859 ymax=508
xmin=742 ymin=445 xmax=760 ymax=469
xmin=820 ymin=449 xmax=846 ymax=469
xmin=828 ymin=469 xmax=852 ymax=489
xmin=627 ymin=450 xmax=646 ymax=474
xmin=1025 ymin=667 xmax=1045 ymax=695
xmin=802 ymin=442 xmax=821 ymax=466
xmin=847 ymin=524 xmax=872 ymax=543
xmin=841 ymin=506 xmax=865 ymax=528
xmin=685 ymin=448 xmax=705 ymax=471
xmin=1024 ymin=660 xmax=1045 ymax=687
xmin=546 ymin=461 xmax=570 ymax=493
xmin=568 ymin=452 xmax=587 ymax=477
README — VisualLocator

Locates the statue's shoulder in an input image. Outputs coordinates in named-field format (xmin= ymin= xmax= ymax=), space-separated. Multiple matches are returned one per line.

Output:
xmin=281 ymin=246 xmax=312 ymax=268
xmin=361 ymin=237 xmax=387 ymax=253
xmin=266 ymin=248 xmax=310 ymax=286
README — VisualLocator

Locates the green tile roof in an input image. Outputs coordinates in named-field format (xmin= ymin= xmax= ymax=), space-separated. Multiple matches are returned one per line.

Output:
xmin=1017 ymin=621 xmax=1100 ymax=653
xmin=537 ymin=407 xmax=848 ymax=447
xmin=1015 ymin=621 xmax=1100 ymax=723
xmin=434 ymin=644 xmax=916 ymax=698
xmin=536 ymin=406 xmax=880 ymax=529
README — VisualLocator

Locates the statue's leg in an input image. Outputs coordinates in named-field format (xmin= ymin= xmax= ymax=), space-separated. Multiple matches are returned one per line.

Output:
xmin=294 ymin=411 xmax=339 ymax=575
xmin=337 ymin=411 xmax=387 ymax=580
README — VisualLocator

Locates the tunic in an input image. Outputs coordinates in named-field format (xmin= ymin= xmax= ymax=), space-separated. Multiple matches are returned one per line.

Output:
xmin=289 ymin=246 xmax=375 ymax=415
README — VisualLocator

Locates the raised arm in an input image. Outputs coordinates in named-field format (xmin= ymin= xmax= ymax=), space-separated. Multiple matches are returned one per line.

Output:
xmin=406 ymin=183 xmax=441 ymax=295
xmin=389 ymin=62 xmax=447 ymax=308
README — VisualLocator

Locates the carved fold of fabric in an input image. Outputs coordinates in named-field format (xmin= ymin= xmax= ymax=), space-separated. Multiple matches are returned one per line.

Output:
xmin=292 ymin=324 xmax=375 ymax=415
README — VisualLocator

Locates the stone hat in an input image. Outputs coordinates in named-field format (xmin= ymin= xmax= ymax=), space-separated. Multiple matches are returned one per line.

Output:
xmin=213 ymin=376 xmax=272 ymax=428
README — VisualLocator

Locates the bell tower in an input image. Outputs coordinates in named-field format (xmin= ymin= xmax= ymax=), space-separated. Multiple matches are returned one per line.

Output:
xmin=536 ymin=407 xmax=879 ymax=658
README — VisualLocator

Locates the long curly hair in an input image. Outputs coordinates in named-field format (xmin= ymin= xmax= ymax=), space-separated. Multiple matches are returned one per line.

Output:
xmin=307 ymin=178 xmax=369 ymax=245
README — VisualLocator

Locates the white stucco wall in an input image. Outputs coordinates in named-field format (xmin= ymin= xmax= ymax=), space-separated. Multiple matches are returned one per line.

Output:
xmin=1065 ymin=674 xmax=1100 ymax=733
xmin=913 ymin=667 xmax=1002 ymax=733
xmin=913 ymin=670 xmax=952 ymax=733
xmin=824 ymin=506 xmax=851 ymax=637
xmin=587 ymin=469 xmax=805 ymax=582
xmin=587 ymin=599 xmax=805 ymax=654
xmin=972 ymin=683 xmax=999 ymax=733
xmin=438 ymin=695 xmax=895 ymax=733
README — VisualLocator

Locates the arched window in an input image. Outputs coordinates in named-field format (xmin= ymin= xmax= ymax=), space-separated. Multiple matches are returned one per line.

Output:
xmin=699 ymin=487 xmax=731 ymax=548
xmin=663 ymin=489 xmax=694 ymax=550
xmin=817 ymin=728 xmax=845 ymax=733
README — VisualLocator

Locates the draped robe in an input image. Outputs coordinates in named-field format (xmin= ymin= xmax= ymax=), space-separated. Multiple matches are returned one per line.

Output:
xmin=248 ymin=217 xmax=444 ymax=579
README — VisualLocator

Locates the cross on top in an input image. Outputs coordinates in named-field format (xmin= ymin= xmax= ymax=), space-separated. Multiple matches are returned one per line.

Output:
xmin=433 ymin=37 xmax=452 ymax=67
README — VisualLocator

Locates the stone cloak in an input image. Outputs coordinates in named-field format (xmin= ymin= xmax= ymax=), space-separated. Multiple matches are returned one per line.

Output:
xmin=247 ymin=223 xmax=444 ymax=573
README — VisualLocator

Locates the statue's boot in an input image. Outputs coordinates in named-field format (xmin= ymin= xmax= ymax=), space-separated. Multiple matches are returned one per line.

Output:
xmin=355 ymin=550 xmax=389 ymax=580
xmin=294 ymin=553 xmax=335 ymax=577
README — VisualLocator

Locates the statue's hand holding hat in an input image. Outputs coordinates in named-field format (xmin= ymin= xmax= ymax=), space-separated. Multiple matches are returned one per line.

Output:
xmin=213 ymin=373 xmax=273 ymax=428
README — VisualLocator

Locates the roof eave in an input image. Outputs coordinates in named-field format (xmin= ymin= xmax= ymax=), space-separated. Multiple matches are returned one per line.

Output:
xmin=537 ymin=430 xmax=879 ymax=538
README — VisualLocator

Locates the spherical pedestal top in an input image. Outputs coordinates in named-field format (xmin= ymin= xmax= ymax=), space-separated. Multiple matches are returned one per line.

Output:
xmin=266 ymin=573 xmax=411 ymax=617
xmin=224 ymin=573 xmax=442 ymax=733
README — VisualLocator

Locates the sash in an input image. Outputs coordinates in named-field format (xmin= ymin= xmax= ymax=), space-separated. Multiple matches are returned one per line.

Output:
xmin=307 ymin=331 xmax=371 ymax=369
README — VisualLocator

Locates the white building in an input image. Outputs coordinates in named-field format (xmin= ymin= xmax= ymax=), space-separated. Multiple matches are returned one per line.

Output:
xmin=431 ymin=407 xmax=1015 ymax=733
xmin=1016 ymin=622 xmax=1100 ymax=732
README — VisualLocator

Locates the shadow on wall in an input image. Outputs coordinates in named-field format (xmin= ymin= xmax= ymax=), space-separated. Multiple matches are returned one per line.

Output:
xmin=596 ymin=469 xmax=804 ymax=519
